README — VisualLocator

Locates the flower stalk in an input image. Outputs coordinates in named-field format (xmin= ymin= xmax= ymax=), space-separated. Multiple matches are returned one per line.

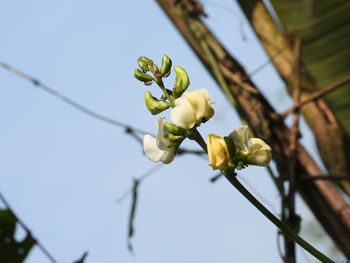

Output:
xmin=192 ymin=132 xmax=335 ymax=263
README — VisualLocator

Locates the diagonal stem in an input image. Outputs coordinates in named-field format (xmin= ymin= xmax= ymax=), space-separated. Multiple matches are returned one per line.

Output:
xmin=190 ymin=130 xmax=335 ymax=263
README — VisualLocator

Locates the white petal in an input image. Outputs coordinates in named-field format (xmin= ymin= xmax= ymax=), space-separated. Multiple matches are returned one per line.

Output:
xmin=171 ymin=104 xmax=197 ymax=129
xmin=185 ymin=91 xmax=209 ymax=121
xmin=156 ymin=117 xmax=170 ymax=150
xmin=250 ymin=138 xmax=271 ymax=151
xmin=193 ymin=89 xmax=215 ymax=105
xmin=143 ymin=134 xmax=165 ymax=163
xmin=160 ymin=146 xmax=177 ymax=164
xmin=192 ymin=89 xmax=210 ymax=100
xmin=247 ymin=149 xmax=272 ymax=166
xmin=247 ymin=138 xmax=272 ymax=166
xmin=174 ymin=97 xmax=190 ymax=107
xmin=229 ymin=125 xmax=249 ymax=152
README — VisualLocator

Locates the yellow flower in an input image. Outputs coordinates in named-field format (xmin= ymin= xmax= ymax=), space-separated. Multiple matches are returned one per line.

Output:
xmin=171 ymin=89 xmax=214 ymax=129
xmin=207 ymin=134 xmax=230 ymax=170
xmin=229 ymin=126 xmax=272 ymax=166
xmin=207 ymin=126 xmax=272 ymax=170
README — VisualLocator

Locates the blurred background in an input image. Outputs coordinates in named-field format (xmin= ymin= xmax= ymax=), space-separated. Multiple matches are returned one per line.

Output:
xmin=0 ymin=0 xmax=342 ymax=262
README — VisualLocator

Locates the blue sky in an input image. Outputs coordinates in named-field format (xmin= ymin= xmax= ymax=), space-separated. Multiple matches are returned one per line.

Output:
xmin=0 ymin=0 xmax=338 ymax=262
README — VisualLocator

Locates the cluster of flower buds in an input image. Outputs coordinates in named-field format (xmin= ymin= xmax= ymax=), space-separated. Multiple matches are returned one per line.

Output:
xmin=134 ymin=55 xmax=272 ymax=171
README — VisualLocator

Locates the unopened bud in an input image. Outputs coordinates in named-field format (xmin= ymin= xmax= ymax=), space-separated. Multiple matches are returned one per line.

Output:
xmin=137 ymin=56 xmax=153 ymax=72
xmin=164 ymin=122 xmax=187 ymax=136
xmin=172 ymin=66 xmax=190 ymax=98
xmin=134 ymin=69 xmax=154 ymax=83
xmin=160 ymin=55 xmax=172 ymax=77
xmin=144 ymin=91 xmax=170 ymax=115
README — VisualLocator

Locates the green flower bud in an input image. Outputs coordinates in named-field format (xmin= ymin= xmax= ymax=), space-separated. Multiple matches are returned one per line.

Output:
xmin=160 ymin=55 xmax=172 ymax=77
xmin=137 ymin=56 xmax=153 ymax=72
xmin=172 ymin=66 xmax=190 ymax=98
xmin=134 ymin=69 xmax=154 ymax=83
xmin=144 ymin=91 xmax=170 ymax=115
xmin=164 ymin=122 xmax=187 ymax=136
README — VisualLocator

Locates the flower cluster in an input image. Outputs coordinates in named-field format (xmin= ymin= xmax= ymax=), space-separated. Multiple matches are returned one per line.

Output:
xmin=135 ymin=55 xmax=272 ymax=171
xmin=207 ymin=126 xmax=272 ymax=171
xmin=143 ymin=89 xmax=215 ymax=163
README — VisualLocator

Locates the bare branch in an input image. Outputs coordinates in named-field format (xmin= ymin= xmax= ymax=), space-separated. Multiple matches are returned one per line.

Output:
xmin=0 ymin=61 xmax=150 ymax=135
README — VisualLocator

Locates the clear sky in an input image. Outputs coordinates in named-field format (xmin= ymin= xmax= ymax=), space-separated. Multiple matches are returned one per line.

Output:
xmin=0 ymin=0 xmax=338 ymax=262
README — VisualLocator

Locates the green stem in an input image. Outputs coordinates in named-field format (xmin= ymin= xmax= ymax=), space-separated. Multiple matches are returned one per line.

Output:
xmin=155 ymin=79 xmax=175 ymax=107
xmin=191 ymin=131 xmax=335 ymax=263
xmin=190 ymin=128 xmax=207 ymax=153
xmin=223 ymin=173 xmax=335 ymax=263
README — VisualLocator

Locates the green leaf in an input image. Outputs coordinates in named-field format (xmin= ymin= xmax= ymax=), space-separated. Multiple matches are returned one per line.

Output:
xmin=0 ymin=209 xmax=36 ymax=263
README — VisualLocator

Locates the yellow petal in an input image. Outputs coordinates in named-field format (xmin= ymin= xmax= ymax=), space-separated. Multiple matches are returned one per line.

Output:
xmin=207 ymin=134 xmax=229 ymax=170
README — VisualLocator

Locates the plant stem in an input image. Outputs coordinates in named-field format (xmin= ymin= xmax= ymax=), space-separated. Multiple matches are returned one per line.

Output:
xmin=190 ymin=128 xmax=207 ymax=153
xmin=155 ymin=79 xmax=175 ymax=107
xmin=191 ymin=131 xmax=335 ymax=263
xmin=223 ymin=172 xmax=335 ymax=263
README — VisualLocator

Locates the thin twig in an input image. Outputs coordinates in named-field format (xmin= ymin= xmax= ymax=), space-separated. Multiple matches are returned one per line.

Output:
xmin=0 ymin=191 xmax=58 ymax=263
xmin=0 ymin=61 xmax=149 ymax=135
xmin=281 ymin=74 xmax=350 ymax=118
xmin=247 ymin=48 xmax=285 ymax=78
xmin=116 ymin=163 xmax=165 ymax=204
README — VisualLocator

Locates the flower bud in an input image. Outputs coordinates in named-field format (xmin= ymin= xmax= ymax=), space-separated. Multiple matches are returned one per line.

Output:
xmin=134 ymin=69 xmax=154 ymax=83
xmin=137 ymin=56 xmax=153 ymax=72
xmin=164 ymin=122 xmax=187 ymax=136
xmin=144 ymin=91 xmax=170 ymax=115
xmin=172 ymin=66 xmax=190 ymax=98
xmin=160 ymin=55 xmax=172 ymax=77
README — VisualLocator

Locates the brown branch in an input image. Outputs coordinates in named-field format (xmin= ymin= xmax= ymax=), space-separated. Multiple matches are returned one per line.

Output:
xmin=301 ymin=176 xmax=350 ymax=182
xmin=283 ymin=38 xmax=302 ymax=263
xmin=281 ymin=74 xmax=350 ymax=118
xmin=237 ymin=0 xmax=350 ymax=198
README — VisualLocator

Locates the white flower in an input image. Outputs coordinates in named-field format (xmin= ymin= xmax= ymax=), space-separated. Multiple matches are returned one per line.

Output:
xmin=143 ymin=118 xmax=177 ymax=164
xmin=171 ymin=89 xmax=214 ymax=129
xmin=229 ymin=126 xmax=272 ymax=166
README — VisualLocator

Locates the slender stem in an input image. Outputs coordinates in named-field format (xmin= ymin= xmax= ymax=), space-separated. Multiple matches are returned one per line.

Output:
xmin=190 ymin=128 xmax=207 ymax=153
xmin=155 ymin=78 xmax=175 ymax=107
xmin=190 ymin=131 xmax=335 ymax=263
xmin=223 ymin=173 xmax=335 ymax=263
